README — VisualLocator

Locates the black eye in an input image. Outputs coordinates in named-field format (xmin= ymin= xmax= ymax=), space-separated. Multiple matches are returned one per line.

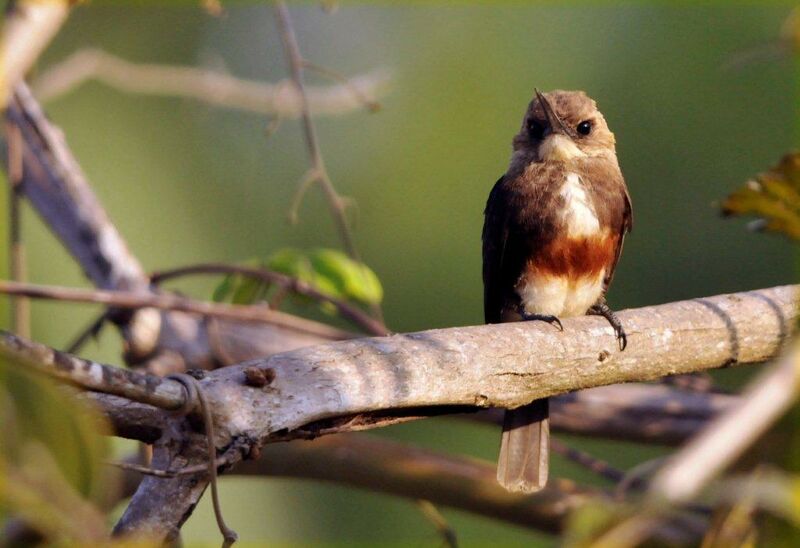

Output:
xmin=528 ymin=119 xmax=545 ymax=140
xmin=576 ymin=120 xmax=592 ymax=136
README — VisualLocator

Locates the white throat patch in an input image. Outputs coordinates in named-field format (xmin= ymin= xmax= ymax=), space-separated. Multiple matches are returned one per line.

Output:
xmin=560 ymin=173 xmax=600 ymax=238
xmin=539 ymin=134 xmax=586 ymax=162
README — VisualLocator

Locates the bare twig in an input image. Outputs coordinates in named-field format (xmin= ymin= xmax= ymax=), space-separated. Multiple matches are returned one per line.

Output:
xmin=415 ymin=500 xmax=458 ymax=548
xmin=301 ymin=60 xmax=381 ymax=112
xmin=648 ymin=339 xmax=800 ymax=504
xmin=273 ymin=1 xmax=359 ymax=259
xmin=31 ymin=48 xmax=391 ymax=116
xmin=169 ymin=373 xmax=238 ymax=546
xmin=5 ymin=121 xmax=29 ymax=337
xmin=0 ymin=279 xmax=356 ymax=341
xmin=0 ymin=0 xmax=70 ymax=106
xmin=150 ymin=262 xmax=388 ymax=336
xmin=65 ymin=311 xmax=108 ymax=354
xmin=550 ymin=438 xmax=625 ymax=484
xmin=107 ymin=453 xmax=233 ymax=478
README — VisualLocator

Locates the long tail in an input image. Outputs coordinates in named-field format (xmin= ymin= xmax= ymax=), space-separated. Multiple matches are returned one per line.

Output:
xmin=497 ymin=399 xmax=549 ymax=493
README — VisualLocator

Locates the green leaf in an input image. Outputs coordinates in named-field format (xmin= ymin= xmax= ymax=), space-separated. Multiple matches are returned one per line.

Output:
xmin=721 ymin=152 xmax=800 ymax=240
xmin=212 ymin=258 xmax=272 ymax=305
xmin=211 ymin=249 xmax=383 ymax=316
xmin=0 ymin=358 xmax=112 ymax=501
xmin=306 ymin=248 xmax=383 ymax=306
xmin=0 ymin=354 xmax=118 ymax=543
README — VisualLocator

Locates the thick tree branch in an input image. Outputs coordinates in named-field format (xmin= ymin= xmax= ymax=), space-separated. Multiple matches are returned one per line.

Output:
xmin=5 ymin=83 xmax=148 ymax=291
xmin=196 ymin=284 xmax=792 ymax=446
xmin=4 ymin=285 xmax=790 ymax=446
xmin=0 ymin=0 xmax=69 ymax=106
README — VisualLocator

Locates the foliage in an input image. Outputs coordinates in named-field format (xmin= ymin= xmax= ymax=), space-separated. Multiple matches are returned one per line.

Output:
xmin=0 ymin=354 xmax=137 ymax=544
xmin=721 ymin=152 xmax=800 ymax=240
xmin=213 ymin=248 xmax=383 ymax=313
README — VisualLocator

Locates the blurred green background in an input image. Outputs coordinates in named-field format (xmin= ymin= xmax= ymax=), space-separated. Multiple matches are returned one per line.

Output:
xmin=1 ymin=3 xmax=797 ymax=546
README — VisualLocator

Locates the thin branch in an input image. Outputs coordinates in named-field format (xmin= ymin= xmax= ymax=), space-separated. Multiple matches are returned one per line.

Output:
xmin=65 ymin=311 xmax=108 ymax=354
xmin=550 ymin=438 xmax=625 ymax=484
xmin=287 ymin=167 xmax=321 ymax=224
xmin=647 ymin=339 xmax=800 ymax=504
xmin=301 ymin=60 xmax=382 ymax=112
xmin=237 ymin=434 xmax=598 ymax=534
xmin=31 ymin=48 xmax=391 ymax=116
xmin=0 ymin=0 xmax=70 ymax=106
xmin=273 ymin=1 xmax=359 ymax=259
xmin=150 ymin=262 xmax=388 ymax=336
xmin=0 ymin=330 xmax=187 ymax=411
xmin=0 ymin=279 xmax=356 ymax=341
xmin=415 ymin=500 xmax=458 ymax=548
xmin=5 ymin=121 xmax=29 ymax=337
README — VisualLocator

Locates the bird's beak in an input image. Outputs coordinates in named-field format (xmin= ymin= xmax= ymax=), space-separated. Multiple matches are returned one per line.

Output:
xmin=535 ymin=89 xmax=571 ymax=137
xmin=534 ymin=89 xmax=584 ymax=162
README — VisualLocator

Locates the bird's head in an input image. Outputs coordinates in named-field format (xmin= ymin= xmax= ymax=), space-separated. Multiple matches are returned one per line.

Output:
xmin=512 ymin=89 xmax=617 ymax=165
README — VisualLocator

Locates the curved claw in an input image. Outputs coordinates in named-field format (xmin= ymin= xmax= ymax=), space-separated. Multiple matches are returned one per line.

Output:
xmin=519 ymin=312 xmax=564 ymax=331
xmin=615 ymin=326 xmax=628 ymax=351
xmin=588 ymin=301 xmax=628 ymax=352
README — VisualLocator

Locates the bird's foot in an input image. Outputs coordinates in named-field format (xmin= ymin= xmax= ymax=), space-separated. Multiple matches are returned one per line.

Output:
xmin=588 ymin=301 xmax=627 ymax=350
xmin=517 ymin=307 xmax=563 ymax=331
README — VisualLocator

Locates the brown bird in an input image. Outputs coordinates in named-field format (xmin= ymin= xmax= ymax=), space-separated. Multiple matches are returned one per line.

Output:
xmin=482 ymin=89 xmax=632 ymax=493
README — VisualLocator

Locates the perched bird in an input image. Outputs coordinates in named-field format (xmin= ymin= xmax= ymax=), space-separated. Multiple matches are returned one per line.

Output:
xmin=482 ymin=89 xmax=632 ymax=493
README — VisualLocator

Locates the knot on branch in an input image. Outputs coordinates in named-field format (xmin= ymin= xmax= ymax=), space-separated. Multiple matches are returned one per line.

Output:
xmin=243 ymin=366 xmax=276 ymax=388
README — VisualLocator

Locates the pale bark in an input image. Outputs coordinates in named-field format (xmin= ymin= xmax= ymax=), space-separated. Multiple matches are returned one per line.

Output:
xmin=0 ymin=0 xmax=69 ymax=106
xmin=32 ymin=49 xmax=390 ymax=116
xmin=88 ymin=383 xmax=737 ymax=446
xmin=198 ymin=284 xmax=792 ymax=445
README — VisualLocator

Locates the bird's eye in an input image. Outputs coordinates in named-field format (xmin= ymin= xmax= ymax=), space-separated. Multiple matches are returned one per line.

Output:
xmin=576 ymin=120 xmax=593 ymax=136
xmin=528 ymin=119 xmax=546 ymax=140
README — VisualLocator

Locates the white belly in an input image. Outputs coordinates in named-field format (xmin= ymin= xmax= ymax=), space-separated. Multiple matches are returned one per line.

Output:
xmin=518 ymin=271 xmax=605 ymax=318
xmin=560 ymin=173 xmax=600 ymax=238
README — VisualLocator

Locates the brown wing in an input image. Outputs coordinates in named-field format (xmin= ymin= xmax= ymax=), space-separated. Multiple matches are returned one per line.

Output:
xmin=482 ymin=176 xmax=511 ymax=324
xmin=602 ymin=175 xmax=632 ymax=291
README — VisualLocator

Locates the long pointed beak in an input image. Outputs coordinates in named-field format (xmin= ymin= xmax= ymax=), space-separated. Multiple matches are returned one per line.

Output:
xmin=535 ymin=89 xmax=570 ymax=136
